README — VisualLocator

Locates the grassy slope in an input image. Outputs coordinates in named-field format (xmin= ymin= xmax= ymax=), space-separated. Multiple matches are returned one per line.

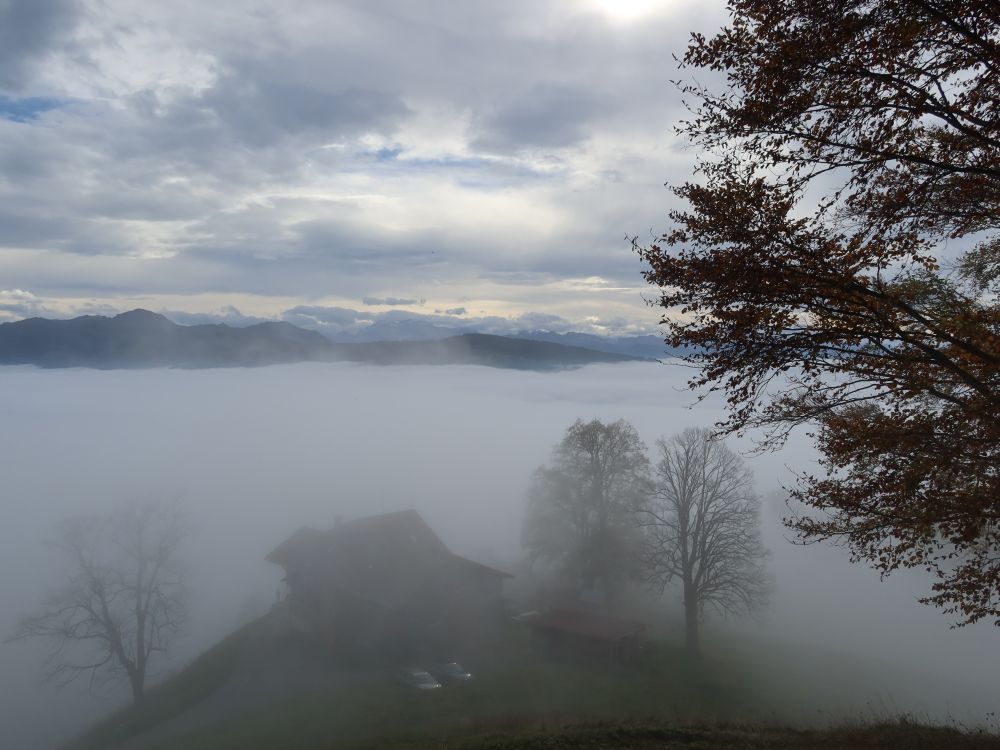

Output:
xmin=62 ymin=619 xmax=1000 ymax=750
xmin=394 ymin=721 xmax=1000 ymax=750
xmin=60 ymin=619 xmax=257 ymax=750
xmin=132 ymin=633 xmax=725 ymax=749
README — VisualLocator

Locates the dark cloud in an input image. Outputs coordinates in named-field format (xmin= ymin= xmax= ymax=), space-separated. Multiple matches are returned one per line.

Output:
xmin=288 ymin=219 xmax=456 ymax=274
xmin=0 ymin=199 xmax=138 ymax=256
xmin=363 ymin=296 xmax=424 ymax=306
xmin=196 ymin=63 xmax=412 ymax=147
xmin=0 ymin=0 xmax=79 ymax=92
xmin=472 ymin=84 xmax=607 ymax=153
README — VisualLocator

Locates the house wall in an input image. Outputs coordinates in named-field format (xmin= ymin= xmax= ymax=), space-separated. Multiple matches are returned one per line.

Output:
xmin=279 ymin=557 xmax=507 ymax=661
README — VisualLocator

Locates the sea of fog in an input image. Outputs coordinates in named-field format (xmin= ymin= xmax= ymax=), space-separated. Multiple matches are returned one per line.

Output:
xmin=1 ymin=361 xmax=998 ymax=748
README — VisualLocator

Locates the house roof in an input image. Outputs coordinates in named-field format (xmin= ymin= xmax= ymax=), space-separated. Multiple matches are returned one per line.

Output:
xmin=518 ymin=608 xmax=645 ymax=642
xmin=266 ymin=525 xmax=328 ymax=570
xmin=266 ymin=509 xmax=510 ymax=611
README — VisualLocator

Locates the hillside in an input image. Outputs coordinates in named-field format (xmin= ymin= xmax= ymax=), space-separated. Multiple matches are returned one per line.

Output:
xmin=0 ymin=311 xmax=644 ymax=371
xmin=0 ymin=310 xmax=333 ymax=369
xmin=381 ymin=722 xmax=1000 ymax=750
xmin=509 ymin=330 xmax=678 ymax=361
xmin=321 ymin=319 xmax=678 ymax=361
xmin=337 ymin=333 xmax=640 ymax=370
xmin=61 ymin=609 xmax=1000 ymax=750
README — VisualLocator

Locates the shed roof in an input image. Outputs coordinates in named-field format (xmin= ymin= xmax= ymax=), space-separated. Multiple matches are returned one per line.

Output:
xmin=519 ymin=608 xmax=645 ymax=642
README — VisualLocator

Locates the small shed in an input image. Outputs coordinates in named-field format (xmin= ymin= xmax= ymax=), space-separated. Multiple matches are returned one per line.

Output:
xmin=518 ymin=607 xmax=645 ymax=665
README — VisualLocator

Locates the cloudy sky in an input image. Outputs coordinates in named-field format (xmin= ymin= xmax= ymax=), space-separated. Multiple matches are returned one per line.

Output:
xmin=0 ymin=0 xmax=725 ymax=336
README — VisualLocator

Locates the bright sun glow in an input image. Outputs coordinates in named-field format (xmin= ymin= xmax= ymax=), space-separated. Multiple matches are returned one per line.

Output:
xmin=589 ymin=0 xmax=668 ymax=22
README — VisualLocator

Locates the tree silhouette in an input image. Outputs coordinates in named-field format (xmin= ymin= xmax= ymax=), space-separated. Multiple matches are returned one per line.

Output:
xmin=523 ymin=419 xmax=651 ymax=601
xmin=638 ymin=429 xmax=770 ymax=655
xmin=9 ymin=499 xmax=189 ymax=704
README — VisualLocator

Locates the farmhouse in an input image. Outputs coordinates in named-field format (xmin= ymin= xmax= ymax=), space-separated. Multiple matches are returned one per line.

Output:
xmin=267 ymin=509 xmax=510 ymax=659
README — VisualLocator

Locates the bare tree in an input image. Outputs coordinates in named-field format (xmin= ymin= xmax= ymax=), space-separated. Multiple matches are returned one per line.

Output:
xmin=8 ymin=499 xmax=189 ymax=704
xmin=638 ymin=428 xmax=769 ymax=655
xmin=523 ymin=418 xmax=651 ymax=601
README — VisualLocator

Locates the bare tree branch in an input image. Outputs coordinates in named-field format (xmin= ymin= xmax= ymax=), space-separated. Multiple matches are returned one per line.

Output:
xmin=637 ymin=428 xmax=771 ymax=654
xmin=7 ymin=499 xmax=190 ymax=705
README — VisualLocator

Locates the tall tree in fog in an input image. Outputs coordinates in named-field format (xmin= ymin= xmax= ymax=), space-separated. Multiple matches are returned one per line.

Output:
xmin=9 ymin=499 xmax=189 ymax=705
xmin=522 ymin=419 xmax=651 ymax=600
xmin=638 ymin=429 xmax=769 ymax=654
xmin=636 ymin=1 xmax=1000 ymax=624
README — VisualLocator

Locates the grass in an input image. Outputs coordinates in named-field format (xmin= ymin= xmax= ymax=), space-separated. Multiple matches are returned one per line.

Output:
xmin=146 ymin=712 xmax=1000 ymax=750
xmin=141 ymin=628 xmax=734 ymax=750
xmin=60 ymin=618 xmax=257 ymax=750
xmin=385 ymin=719 xmax=1000 ymax=749
xmin=60 ymin=618 xmax=1000 ymax=750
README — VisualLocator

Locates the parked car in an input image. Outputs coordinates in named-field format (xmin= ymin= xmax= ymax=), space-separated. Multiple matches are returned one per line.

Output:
xmin=511 ymin=610 xmax=540 ymax=622
xmin=435 ymin=661 xmax=472 ymax=682
xmin=396 ymin=667 xmax=442 ymax=690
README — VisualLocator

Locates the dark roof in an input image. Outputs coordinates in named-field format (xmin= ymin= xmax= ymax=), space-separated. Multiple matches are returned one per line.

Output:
xmin=267 ymin=510 xmax=510 ymax=611
xmin=266 ymin=526 xmax=328 ymax=570
xmin=330 ymin=509 xmax=449 ymax=555
xmin=519 ymin=608 xmax=645 ymax=642
xmin=266 ymin=510 xmax=445 ymax=566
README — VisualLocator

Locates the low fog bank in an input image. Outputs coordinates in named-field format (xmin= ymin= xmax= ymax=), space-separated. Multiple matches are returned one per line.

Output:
xmin=1 ymin=361 xmax=997 ymax=747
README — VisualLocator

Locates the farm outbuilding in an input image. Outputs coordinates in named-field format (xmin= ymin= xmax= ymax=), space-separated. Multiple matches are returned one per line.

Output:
xmin=517 ymin=607 xmax=645 ymax=665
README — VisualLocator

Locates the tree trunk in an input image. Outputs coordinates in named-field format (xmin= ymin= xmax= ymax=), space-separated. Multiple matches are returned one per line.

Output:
xmin=683 ymin=581 xmax=699 ymax=656
xmin=129 ymin=670 xmax=145 ymax=705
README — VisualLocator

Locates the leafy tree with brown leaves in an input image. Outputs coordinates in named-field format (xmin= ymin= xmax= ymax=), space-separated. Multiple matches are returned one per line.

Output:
xmin=637 ymin=1 xmax=1000 ymax=624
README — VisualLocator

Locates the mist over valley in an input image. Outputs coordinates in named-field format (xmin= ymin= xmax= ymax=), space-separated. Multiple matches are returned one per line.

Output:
xmin=2 ymin=0 xmax=998 ymax=747
xmin=2 ymin=361 xmax=998 ymax=749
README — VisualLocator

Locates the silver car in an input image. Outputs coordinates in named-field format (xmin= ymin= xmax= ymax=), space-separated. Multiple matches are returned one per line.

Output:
xmin=436 ymin=661 xmax=472 ymax=682
xmin=396 ymin=667 xmax=442 ymax=690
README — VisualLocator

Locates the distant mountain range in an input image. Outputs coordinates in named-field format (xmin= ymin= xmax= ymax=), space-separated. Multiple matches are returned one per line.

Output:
xmin=0 ymin=310 xmax=332 ymax=369
xmin=323 ymin=318 xmax=674 ymax=360
xmin=0 ymin=310 xmax=651 ymax=371
xmin=508 ymin=330 xmax=672 ymax=360
xmin=332 ymin=333 xmax=640 ymax=370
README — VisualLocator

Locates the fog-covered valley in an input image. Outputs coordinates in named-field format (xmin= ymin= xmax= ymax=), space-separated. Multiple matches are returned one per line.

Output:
xmin=2 ymin=0 xmax=997 ymax=746
xmin=2 ymin=361 xmax=998 ymax=749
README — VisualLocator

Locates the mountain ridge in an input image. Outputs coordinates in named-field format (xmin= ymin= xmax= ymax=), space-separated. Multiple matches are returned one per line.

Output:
xmin=0 ymin=310 xmax=647 ymax=371
xmin=317 ymin=318 xmax=675 ymax=360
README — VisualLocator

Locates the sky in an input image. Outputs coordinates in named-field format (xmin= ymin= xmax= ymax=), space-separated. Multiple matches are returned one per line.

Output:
xmin=0 ymin=0 xmax=726 ymax=336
